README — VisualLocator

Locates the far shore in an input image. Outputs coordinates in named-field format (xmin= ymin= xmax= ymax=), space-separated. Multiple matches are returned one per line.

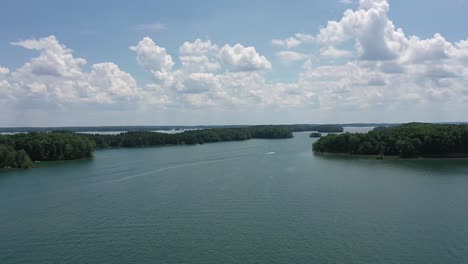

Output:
xmin=313 ymin=151 xmax=468 ymax=160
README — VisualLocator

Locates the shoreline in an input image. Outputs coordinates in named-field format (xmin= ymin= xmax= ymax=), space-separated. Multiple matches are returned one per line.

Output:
xmin=313 ymin=151 xmax=468 ymax=160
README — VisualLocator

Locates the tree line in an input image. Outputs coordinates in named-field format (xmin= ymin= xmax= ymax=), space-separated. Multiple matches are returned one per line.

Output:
xmin=1 ymin=126 xmax=296 ymax=169
xmin=0 ymin=124 xmax=344 ymax=133
xmin=0 ymin=124 xmax=350 ymax=169
xmin=88 ymin=126 xmax=293 ymax=148
xmin=310 ymin=132 xmax=322 ymax=138
xmin=0 ymin=132 xmax=95 ymax=169
xmin=312 ymin=123 xmax=468 ymax=158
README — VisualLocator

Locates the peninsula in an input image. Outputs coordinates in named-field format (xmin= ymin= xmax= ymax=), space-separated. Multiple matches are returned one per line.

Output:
xmin=313 ymin=123 xmax=468 ymax=159
xmin=1 ymin=124 xmax=342 ymax=169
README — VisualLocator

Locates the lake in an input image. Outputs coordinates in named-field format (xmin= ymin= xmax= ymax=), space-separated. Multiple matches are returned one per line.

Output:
xmin=1 ymin=132 xmax=468 ymax=263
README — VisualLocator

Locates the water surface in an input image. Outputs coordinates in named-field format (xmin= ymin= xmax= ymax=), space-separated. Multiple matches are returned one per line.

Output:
xmin=1 ymin=132 xmax=468 ymax=263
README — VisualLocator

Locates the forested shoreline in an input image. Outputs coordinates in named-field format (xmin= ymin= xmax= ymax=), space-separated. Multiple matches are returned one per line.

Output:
xmin=0 ymin=124 xmax=344 ymax=133
xmin=313 ymin=123 xmax=468 ymax=158
xmin=0 ymin=132 xmax=95 ymax=169
xmin=0 ymin=126 xmax=298 ymax=169
xmin=88 ymin=126 xmax=294 ymax=148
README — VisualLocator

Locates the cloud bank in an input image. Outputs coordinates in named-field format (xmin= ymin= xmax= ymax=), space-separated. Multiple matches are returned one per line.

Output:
xmin=1 ymin=0 xmax=468 ymax=125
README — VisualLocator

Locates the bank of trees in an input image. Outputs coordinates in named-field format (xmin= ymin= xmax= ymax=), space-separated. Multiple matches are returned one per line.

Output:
xmin=1 ymin=126 xmax=293 ymax=168
xmin=0 ymin=145 xmax=33 ymax=169
xmin=310 ymin=132 xmax=322 ymax=138
xmin=88 ymin=126 xmax=293 ymax=148
xmin=313 ymin=123 xmax=468 ymax=158
xmin=0 ymin=132 xmax=95 ymax=168
xmin=0 ymin=124 xmax=344 ymax=133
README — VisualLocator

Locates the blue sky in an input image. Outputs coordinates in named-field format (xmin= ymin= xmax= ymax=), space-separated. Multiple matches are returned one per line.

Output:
xmin=1 ymin=0 xmax=468 ymax=126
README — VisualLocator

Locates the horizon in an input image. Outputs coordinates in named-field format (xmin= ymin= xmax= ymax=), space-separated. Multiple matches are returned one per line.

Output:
xmin=2 ymin=121 xmax=468 ymax=130
xmin=1 ymin=0 xmax=468 ymax=126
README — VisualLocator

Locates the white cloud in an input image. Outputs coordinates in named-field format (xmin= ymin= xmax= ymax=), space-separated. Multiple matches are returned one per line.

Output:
xmin=219 ymin=44 xmax=272 ymax=71
xmin=0 ymin=67 xmax=10 ymax=75
xmin=317 ymin=0 xmax=400 ymax=61
xmin=284 ymin=0 xmax=468 ymax=112
xmin=276 ymin=51 xmax=309 ymax=63
xmin=454 ymin=39 xmax=468 ymax=60
xmin=272 ymin=37 xmax=301 ymax=49
xmin=272 ymin=33 xmax=314 ymax=49
xmin=129 ymin=37 xmax=174 ymax=73
xmin=402 ymin=34 xmax=453 ymax=63
xmin=320 ymin=46 xmax=352 ymax=58
xmin=179 ymin=39 xmax=220 ymax=72
xmin=12 ymin=35 xmax=86 ymax=78
xmin=3 ymin=0 xmax=468 ymax=125
xmin=181 ymin=73 xmax=219 ymax=94
xmin=180 ymin=39 xmax=218 ymax=55
xmin=88 ymin=63 xmax=141 ymax=100
xmin=4 ymin=36 xmax=148 ymax=108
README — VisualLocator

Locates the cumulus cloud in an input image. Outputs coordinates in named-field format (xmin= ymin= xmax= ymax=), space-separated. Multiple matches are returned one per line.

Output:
xmin=180 ymin=39 xmax=218 ymax=55
xmin=129 ymin=37 xmax=174 ymax=73
xmin=127 ymin=37 xmax=315 ymax=109
xmin=317 ymin=0 xmax=400 ymax=61
xmin=88 ymin=63 xmax=141 ymax=100
xmin=285 ymin=0 xmax=468 ymax=112
xmin=12 ymin=35 xmax=86 ymax=78
xmin=219 ymin=44 xmax=272 ymax=71
xmin=0 ymin=67 xmax=10 ymax=75
xmin=179 ymin=39 xmax=220 ymax=72
xmin=181 ymin=73 xmax=219 ymax=94
xmin=402 ymin=34 xmax=453 ymax=63
xmin=3 ymin=0 xmax=468 ymax=124
xmin=126 ymin=37 xmax=284 ymax=108
xmin=3 ymin=36 xmax=147 ymax=108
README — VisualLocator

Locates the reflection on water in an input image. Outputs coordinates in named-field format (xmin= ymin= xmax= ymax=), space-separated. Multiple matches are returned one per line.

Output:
xmin=313 ymin=152 xmax=468 ymax=175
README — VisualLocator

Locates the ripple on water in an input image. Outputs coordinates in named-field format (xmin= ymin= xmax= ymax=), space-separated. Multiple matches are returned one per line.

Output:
xmin=1 ymin=133 xmax=468 ymax=263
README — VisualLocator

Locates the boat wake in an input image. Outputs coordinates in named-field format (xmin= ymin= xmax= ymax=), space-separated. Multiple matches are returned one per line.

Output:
xmin=96 ymin=154 xmax=254 ymax=184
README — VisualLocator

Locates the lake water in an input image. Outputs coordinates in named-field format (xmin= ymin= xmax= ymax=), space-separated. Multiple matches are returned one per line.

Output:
xmin=77 ymin=129 xmax=198 ymax=135
xmin=1 ymin=129 xmax=198 ymax=136
xmin=1 ymin=132 xmax=468 ymax=263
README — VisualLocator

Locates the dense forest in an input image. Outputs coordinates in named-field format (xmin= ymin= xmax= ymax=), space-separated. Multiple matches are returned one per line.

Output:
xmin=313 ymin=123 xmax=468 ymax=158
xmin=0 ymin=132 xmax=95 ymax=169
xmin=0 ymin=126 xmax=294 ymax=169
xmin=88 ymin=126 xmax=293 ymax=148
xmin=310 ymin=132 xmax=322 ymax=138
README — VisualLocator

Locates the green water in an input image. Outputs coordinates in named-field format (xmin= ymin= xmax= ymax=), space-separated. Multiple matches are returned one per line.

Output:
xmin=1 ymin=132 xmax=468 ymax=263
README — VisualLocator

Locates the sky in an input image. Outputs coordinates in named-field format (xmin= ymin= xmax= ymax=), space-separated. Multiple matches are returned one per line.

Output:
xmin=1 ymin=0 xmax=468 ymax=126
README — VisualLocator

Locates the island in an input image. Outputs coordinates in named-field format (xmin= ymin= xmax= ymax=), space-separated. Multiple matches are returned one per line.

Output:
xmin=313 ymin=123 xmax=468 ymax=159
xmin=309 ymin=132 xmax=322 ymax=138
